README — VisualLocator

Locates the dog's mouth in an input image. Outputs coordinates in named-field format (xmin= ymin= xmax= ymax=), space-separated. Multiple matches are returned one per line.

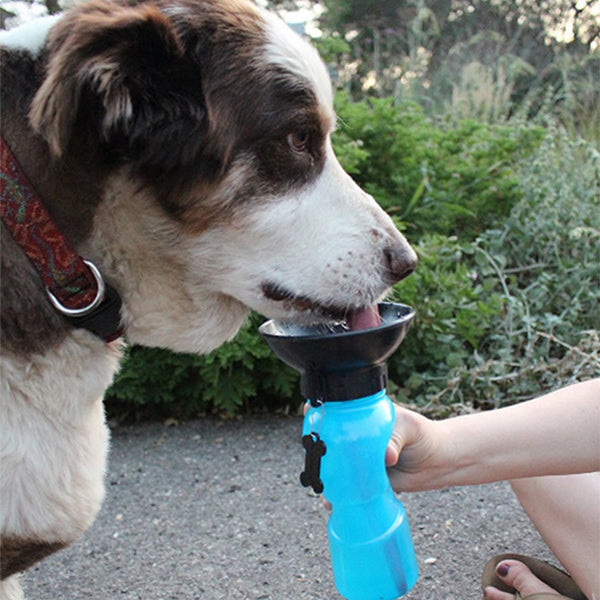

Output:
xmin=261 ymin=282 xmax=382 ymax=330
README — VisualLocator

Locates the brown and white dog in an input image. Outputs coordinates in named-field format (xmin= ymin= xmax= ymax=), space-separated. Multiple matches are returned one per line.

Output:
xmin=0 ymin=1 xmax=417 ymax=597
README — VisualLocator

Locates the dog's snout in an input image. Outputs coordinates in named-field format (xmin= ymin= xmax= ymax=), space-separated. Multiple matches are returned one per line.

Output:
xmin=384 ymin=245 xmax=418 ymax=283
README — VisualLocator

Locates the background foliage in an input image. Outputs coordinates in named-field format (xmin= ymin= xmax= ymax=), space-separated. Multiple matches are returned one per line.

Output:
xmin=388 ymin=128 xmax=600 ymax=415
xmin=107 ymin=313 xmax=299 ymax=419
xmin=332 ymin=94 xmax=545 ymax=239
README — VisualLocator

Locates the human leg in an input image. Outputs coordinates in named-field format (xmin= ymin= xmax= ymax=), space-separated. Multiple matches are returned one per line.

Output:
xmin=509 ymin=473 xmax=599 ymax=600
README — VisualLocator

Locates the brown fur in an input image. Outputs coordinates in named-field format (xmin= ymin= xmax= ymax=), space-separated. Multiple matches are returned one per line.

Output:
xmin=0 ymin=538 xmax=67 ymax=580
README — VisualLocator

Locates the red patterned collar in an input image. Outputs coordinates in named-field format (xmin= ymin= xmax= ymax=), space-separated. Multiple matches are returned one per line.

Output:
xmin=0 ymin=137 xmax=124 ymax=342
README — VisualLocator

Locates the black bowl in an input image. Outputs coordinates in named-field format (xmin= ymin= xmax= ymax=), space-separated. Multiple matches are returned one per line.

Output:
xmin=259 ymin=302 xmax=415 ymax=402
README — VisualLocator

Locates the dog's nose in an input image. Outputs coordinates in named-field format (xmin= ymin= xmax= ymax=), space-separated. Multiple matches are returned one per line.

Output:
xmin=384 ymin=245 xmax=418 ymax=283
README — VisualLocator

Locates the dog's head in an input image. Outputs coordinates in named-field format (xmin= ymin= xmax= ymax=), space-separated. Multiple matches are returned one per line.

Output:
xmin=28 ymin=0 xmax=417 ymax=352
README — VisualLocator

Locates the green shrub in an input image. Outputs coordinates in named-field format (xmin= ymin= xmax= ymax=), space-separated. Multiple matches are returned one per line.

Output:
xmin=333 ymin=93 xmax=545 ymax=241
xmin=389 ymin=129 xmax=600 ymax=413
xmin=105 ymin=313 xmax=300 ymax=420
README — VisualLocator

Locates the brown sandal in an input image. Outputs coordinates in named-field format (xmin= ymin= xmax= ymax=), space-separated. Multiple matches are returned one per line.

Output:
xmin=481 ymin=553 xmax=588 ymax=600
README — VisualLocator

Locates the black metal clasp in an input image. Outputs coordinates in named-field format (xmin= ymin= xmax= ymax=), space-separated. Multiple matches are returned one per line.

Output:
xmin=64 ymin=280 xmax=124 ymax=343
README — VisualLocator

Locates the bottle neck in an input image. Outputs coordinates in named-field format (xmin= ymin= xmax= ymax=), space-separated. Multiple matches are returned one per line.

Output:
xmin=301 ymin=363 xmax=388 ymax=404
xmin=309 ymin=389 xmax=389 ymax=412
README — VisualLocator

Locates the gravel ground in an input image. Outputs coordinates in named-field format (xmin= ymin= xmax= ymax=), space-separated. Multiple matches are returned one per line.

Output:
xmin=23 ymin=416 xmax=554 ymax=600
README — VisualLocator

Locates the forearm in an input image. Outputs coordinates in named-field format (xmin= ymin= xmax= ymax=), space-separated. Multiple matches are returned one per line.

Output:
xmin=440 ymin=379 xmax=599 ymax=485
xmin=391 ymin=379 xmax=600 ymax=492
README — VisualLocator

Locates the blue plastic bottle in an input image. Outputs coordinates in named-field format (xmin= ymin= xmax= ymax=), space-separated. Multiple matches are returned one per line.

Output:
xmin=259 ymin=302 xmax=418 ymax=600
xmin=304 ymin=392 xmax=418 ymax=600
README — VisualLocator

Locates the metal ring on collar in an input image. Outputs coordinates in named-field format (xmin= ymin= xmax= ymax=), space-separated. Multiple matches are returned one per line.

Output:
xmin=46 ymin=259 xmax=106 ymax=317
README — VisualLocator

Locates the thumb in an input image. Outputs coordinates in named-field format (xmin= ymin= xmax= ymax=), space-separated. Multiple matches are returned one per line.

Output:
xmin=385 ymin=428 xmax=404 ymax=467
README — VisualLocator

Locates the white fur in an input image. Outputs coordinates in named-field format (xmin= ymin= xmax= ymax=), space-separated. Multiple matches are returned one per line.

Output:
xmin=0 ymin=15 xmax=61 ymax=54
xmin=261 ymin=8 xmax=334 ymax=119
xmin=78 ymin=171 xmax=250 ymax=354
xmin=79 ymin=140 xmax=411 ymax=357
xmin=0 ymin=575 xmax=23 ymax=600
xmin=182 ymin=142 xmax=410 ymax=321
xmin=0 ymin=332 xmax=121 ymax=541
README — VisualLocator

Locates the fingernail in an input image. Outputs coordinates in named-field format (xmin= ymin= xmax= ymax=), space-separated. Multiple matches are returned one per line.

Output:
xmin=496 ymin=563 xmax=510 ymax=577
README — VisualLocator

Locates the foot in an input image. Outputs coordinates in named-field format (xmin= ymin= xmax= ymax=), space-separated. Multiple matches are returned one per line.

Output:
xmin=484 ymin=559 xmax=561 ymax=599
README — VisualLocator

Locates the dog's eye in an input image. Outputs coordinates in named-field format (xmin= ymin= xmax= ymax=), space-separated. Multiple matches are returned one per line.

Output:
xmin=288 ymin=130 xmax=309 ymax=153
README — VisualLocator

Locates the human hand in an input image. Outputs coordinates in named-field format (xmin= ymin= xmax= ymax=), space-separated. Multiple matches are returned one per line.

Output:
xmin=385 ymin=405 xmax=450 ymax=493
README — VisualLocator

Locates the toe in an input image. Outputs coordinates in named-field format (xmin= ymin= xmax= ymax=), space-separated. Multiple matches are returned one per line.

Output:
xmin=495 ymin=560 xmax=559 ymax=597
xmin=483 ymin=584 xmax=517 ymax=600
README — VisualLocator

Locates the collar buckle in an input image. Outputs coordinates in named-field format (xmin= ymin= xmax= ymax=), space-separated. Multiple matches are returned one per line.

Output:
xmin=46 ymin=259 xmax=106 ymax=317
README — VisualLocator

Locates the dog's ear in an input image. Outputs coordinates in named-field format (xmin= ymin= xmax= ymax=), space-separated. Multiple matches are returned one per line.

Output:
xmin=29 ymin=0 xmax=207 ymax=169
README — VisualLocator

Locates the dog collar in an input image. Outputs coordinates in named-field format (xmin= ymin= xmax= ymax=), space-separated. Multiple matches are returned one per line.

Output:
xmin=0 ymin=137 xmax=125 ymax=343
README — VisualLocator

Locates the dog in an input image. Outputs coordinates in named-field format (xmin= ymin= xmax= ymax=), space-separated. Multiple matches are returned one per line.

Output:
xmin=0 ymin=1 xmax=417 ymax=597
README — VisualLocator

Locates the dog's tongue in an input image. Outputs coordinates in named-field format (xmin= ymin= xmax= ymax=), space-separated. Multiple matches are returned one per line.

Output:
xmin=347 ymin=304 xmax=382 ymax=331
